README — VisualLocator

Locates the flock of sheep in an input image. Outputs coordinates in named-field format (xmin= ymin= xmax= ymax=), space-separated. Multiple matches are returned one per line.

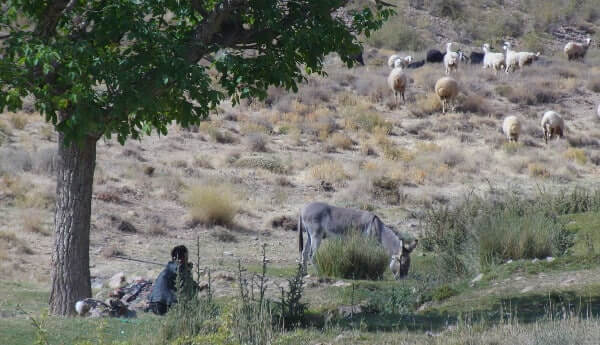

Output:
xmin=386 ymin=37 xmax=595 ymax=144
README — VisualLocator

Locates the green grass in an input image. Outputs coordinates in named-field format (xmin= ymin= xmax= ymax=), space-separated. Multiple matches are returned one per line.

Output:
xmin=313 ymin=233 xmax=389 ymax=280
xmin=0 ymin=280 xmax=161 ymax=345
xmin=564 ymin=212 xmax=600 ymax=257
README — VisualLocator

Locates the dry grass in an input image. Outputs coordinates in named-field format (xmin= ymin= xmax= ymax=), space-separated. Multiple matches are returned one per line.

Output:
xmin=23 ymin=212 xmax=51 ymax=236
xmin=185 ymin=184 xmax=239 ymax=226
xmin=587 ymin=74 xmax=600 ymax=93
xmin=244 ymin=133 xmax=269 ymax=152
xmin=309 ymin=160 xmax=349 ymax=184
xmin=411 ymin=92 xmax=441 ymax=117
xmin=0 ymin=231 xmax=34 ymax=255
xmin=564 ymin=148 xmax=588 ymax=165
xmin=328 ymin=132 xmax=354 ymax=150
xmin=234 ymin=156 xmax=288 ymax=174
xmin=528 ymin=162 xmax=550 ymax=178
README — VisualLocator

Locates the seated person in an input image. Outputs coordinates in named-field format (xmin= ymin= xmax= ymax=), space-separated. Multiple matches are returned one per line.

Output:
xmin=147 ymin=245 xmax=197 ymax=315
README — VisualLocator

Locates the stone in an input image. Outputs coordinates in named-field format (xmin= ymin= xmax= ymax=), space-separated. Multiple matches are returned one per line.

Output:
xmin=471 ymin=273 xmax=484 ymax=284
xmin=332 ymin=280 xmax=351 ymax=287
xmin=117 ymin=220 xmax=137 ymax=233
xmin=532 ymin=258 xmax=539 ymax=263
xmin=520 ymin=286 xmax=535 ymax=293
xmin=506 ymin=259 xmax=513 ymax=264
xmin=546 ymin=257 xmax=555 ymax=263
xmin=223 ymin=251 xmax=234 ymax=256
xmin=108 ymin=272 xmax=127 ymax=289
xmin=337 ymin=305 xmax=362 ymax=318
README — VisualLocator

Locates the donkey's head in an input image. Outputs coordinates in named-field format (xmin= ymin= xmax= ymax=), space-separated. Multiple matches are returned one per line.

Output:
xmin=390 ymin=239 xmax=418 ymax=279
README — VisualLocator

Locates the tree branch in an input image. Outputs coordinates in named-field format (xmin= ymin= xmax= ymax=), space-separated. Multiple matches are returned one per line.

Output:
xmin=34 ymin=0 xmax=72 ymax=38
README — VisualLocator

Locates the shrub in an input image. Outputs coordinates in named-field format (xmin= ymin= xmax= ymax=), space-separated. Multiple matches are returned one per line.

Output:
xmin=245 ymin=133 xmax=268 ymax=152
xmin=234 ymin=156 xmax=288 ymax=174
xmin=411 ymin=93 xmax=441 ymax=117
xmin=564 ymin=148 xmax=587 ymax=165
xmin=313 ymin=233 xmax=389 ymax=280
xmin=422 ymin=191 xmax=577 ymax=278
xmin=328 ymin=132 xmax=353 ymax=151
xmin=185 ymin=184 xmax=239 ymax=226
xmin=429 ymin=0 xmax=464 ymax=19
xmin=343 ymin=108 xmax=392 ymax=134
xmin=477 ymin=206 xmax=572 ymax=266
xmin=432 ymin=284 xmax=458 ymax=301
xmin=309 ymin=160 xmax=349 ymax=184
xmin=528 ymin=162 xmax=550 ymax=178
xmin=367 ymin=16 xmax=429 ymax=51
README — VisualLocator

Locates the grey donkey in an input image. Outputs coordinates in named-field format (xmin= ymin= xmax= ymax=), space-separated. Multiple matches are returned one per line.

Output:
xmin=298 ymin=202 xmax=418 ymax=279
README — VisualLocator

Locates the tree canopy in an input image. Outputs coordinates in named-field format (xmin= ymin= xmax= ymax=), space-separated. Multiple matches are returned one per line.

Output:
xmin=0 ymin=0 xmax=393 ymax=144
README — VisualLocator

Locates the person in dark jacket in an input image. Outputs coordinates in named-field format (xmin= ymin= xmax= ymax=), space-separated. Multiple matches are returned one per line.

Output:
xmin=147 ymin=245 xmax=196 ymax=315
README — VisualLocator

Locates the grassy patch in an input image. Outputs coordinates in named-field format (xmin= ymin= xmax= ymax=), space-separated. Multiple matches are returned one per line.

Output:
xmin=314 ymin=233 xmax=389 ymax=280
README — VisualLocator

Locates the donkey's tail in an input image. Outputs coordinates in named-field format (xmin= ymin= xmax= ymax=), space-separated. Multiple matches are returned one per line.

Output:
xmin=298 ymin=213 xmax=304 ymax=254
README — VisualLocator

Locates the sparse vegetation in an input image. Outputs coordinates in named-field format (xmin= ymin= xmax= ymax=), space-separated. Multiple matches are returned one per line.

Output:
xmin=309 ymin=160 xmax=349 ymax=184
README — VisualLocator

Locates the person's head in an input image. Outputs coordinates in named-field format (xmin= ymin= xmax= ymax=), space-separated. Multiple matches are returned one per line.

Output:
xmin=171 ymin=245 xmax=188 ymax=264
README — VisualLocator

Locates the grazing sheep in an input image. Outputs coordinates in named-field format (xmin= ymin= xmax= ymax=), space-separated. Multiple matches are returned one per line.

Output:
xmin=388 ymin=66 xmax=408 ymax=105
xmin=444 ymin=42 xmax=459 ymax=74
xmin=482 ymin=43 xmax=506 ymax=74
xmin=564 ymin=38 xmax=592 ymax=61
xmin=518 ymin=51 xmax=540 ymax=68
xmin=469 ymin=51 xmax=484 ymax=64
xmin=541 ymin=111 xmax=565 ymax=144
xmin=388 ymin=55 xmax=412 ymax=68
xmin=435 ymin=77 xmax=458 ymax=114
xmin=407 ymin=59 xmax=425 ymax=69
xmin=393 ymin=56 xmax=412 ymax=69
xmin=502 ymin=115 xmax=521 ymax=142
xmin=504 ymin=42 xmax=540 ymax=73
xmin=426 ymin=49 xmax=445 ymax=63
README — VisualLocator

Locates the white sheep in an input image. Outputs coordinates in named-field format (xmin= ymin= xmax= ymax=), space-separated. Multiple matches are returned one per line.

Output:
xmin=482 ymin=43 xmax=505 ymax=74
xmin=540 ymin=111 xmax=565 ymax=144
xmin=444 ymin=42 xmax=459 ymax=74
xmin=388 ymin=66 xmax=408 ymax=105
xmin=388 ymin=55 xmax=412 ymax=68
xmin=564 ymin=38 xmax=592 ymax=61
xmin=502 ymin=115 xmax=521 ymax=142
xmin=435 ymin=77 xmax=458 ymax=114
xmin=504 ymin=42 xmax=540 ymax=73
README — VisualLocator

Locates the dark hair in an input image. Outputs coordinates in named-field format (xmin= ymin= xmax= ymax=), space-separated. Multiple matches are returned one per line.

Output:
xmin=171 ymin=245 xmax=188 ymax=261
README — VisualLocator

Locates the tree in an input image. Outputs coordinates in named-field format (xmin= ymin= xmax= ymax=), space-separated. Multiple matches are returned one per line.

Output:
xmin=0 ymin=0 xmax=393 ymax=315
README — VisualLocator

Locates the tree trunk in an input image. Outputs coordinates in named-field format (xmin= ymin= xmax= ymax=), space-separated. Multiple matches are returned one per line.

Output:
xmin=49 ymin=130 xmax=97 ymax=316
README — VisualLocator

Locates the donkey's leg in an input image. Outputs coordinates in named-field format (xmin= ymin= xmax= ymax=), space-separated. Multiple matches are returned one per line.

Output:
xmin=301 ymin=229 xmax=312 ymax=270
xmin=310 ymin=235 xmax=321 ymax=265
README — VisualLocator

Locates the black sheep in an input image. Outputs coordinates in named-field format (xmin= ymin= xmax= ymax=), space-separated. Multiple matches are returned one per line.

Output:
xmin=407 ymin=59 xmax=426 ymax=69
xmin=426 ymin=49 xmax=445 ymax=63
xmin=469 ymin=51 xmax=484 ymax=64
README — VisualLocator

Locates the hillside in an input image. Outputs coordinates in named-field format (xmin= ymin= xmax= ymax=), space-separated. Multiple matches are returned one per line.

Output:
xmin=2 ymin=1 xmax=600 ymax=344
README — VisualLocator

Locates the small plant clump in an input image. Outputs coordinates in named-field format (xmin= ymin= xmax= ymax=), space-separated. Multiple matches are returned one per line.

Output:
xmin=314 ymin=233 xmax=389 ymax=280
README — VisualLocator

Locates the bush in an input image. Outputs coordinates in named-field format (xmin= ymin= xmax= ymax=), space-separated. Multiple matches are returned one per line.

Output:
xmin=477 ymin=206 xmax=572 ymax=266
xmin=314 ymin=233 xmax=389 ymax=280
xmin=234 ymin=156 xmax=288 ymax=174
xmin=185 ymin=184 xmax=239 ymax=226
xmin=422 ymin=191 xmax=580 ymax=277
